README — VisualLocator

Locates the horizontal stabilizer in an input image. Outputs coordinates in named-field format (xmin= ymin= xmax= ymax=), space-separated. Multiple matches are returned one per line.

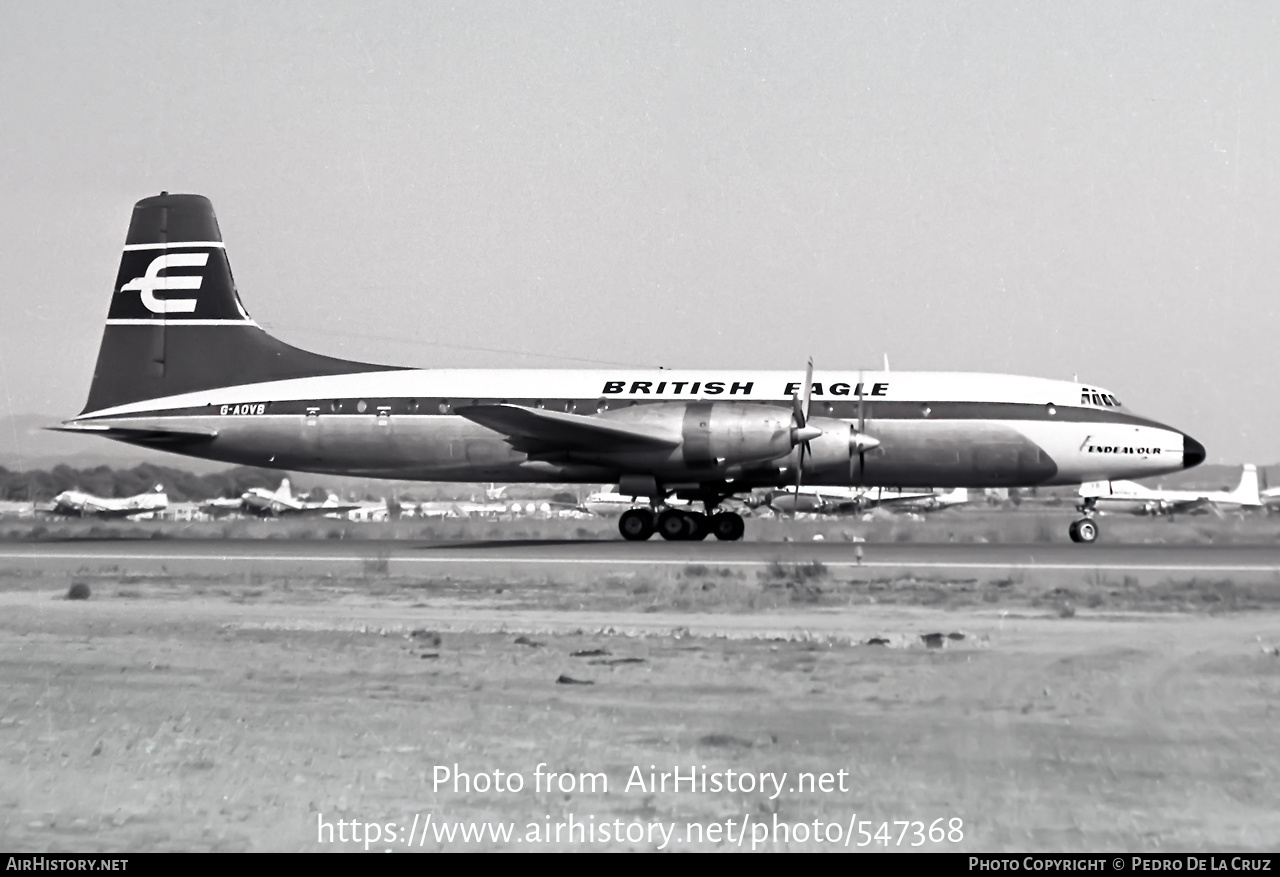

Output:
xmin=48 ymin=422 xmax=217 ymax=449
xmin=456 ymin=404 xmax=679 ymax=453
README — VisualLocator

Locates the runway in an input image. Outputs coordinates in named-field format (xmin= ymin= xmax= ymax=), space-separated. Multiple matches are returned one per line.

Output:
xmin=4 ymin=538 xmax=1280 ymax=579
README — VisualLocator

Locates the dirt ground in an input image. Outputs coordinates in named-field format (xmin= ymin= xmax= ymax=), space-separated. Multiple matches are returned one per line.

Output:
xmin=2 ymin=562 xmax=1279 ymax=852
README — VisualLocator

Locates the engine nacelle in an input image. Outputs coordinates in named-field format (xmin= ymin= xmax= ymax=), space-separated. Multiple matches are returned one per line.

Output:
xmin=590 ymin=401 xmax=795 ymax=471
xmin=678 ymin=401 xmax=795 ymax=467
xmin=800 ymin=417 xmax=855 ymax=476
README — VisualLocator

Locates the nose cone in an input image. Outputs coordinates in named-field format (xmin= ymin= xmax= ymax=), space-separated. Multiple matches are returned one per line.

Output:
xmin=1182 ymin=435 xmax=1206 ymax=469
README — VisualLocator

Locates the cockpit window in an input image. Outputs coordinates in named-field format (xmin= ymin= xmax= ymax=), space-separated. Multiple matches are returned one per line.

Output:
xmin=1080 ymin=389 xmax=1123 ymax=408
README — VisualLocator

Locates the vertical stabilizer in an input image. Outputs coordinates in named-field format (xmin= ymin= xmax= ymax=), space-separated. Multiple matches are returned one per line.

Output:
xmin=1228 ymin=464 xmax=1261 ymax=506
xmin=81 ymin=193 xmax=402 ymax=416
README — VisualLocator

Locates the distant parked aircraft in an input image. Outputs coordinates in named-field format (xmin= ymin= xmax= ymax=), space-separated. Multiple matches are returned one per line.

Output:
xmin=759 ymin=485 xmax=969 ymax=516
xmin=48 ymin=485 xmax=168 ymax=519
xmin=580 ymin=488 xmax=689 ymax=517
xmin=241 ymin=479 xmax=360 ymax=517
xmin=203 ymin=478 xmax=359 ymax=518
xmin=1079 ymin=464 xmax=1261 ymax=517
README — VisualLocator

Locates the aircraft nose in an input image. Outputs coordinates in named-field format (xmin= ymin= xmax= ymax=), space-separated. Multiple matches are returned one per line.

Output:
xmin=1182 ymin=434 xmax=1206 ymax=469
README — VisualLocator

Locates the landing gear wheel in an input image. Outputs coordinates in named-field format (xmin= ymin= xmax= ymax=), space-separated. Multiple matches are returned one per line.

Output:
xmin=619 ymin=508 xmax=655 ymax=541
xmin=1068 ymin=518 xmax=1099 ymax=543
xmin=657 ymin=509 xmax=690 ymax=541
xmin=711 ymin=512 xmax=746 ymax=541
xmin=685 ymin=512 xmax=710 ymax=541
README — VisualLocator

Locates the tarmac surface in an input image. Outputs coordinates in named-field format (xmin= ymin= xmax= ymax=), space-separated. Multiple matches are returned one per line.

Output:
xmin=5 ymin=532 xmax=1280 ymax=850
xmin=4 ymin=538 xmax=1280 ymax=578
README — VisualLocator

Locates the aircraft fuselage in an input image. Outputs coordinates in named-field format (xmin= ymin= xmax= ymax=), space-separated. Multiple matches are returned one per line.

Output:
xmin=72 ymin=367 xmax=1199 ymax=490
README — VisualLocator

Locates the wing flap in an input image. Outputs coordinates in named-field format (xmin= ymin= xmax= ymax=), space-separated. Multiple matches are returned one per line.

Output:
xmin=456 ymin=404 xmax=679 ymax=453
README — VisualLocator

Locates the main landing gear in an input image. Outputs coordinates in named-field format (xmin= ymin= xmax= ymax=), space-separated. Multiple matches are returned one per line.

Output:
xmin=618 ymin=508 xmax=745 ymax=542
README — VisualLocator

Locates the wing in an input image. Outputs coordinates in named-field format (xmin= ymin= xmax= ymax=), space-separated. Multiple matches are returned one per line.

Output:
xmin=275 ymin=504 xmax=362 ymax=517
xmin=456 ymin=404 xmax=679 ymax=454
xmin=1164 ymin=497 xmax=1211 ymax=515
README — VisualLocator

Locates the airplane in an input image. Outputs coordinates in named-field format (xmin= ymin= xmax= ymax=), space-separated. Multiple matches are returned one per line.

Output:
xmin=200 ymin=495 xmax=247 ymax=517
xmin=53 ymin=193 xmax=1206 ymax=544
xmin=758 ymin=485 xmax=969 ymax=516
xmin=345 ymin=498 xmax=391 ymax=522
xmin=238 ymin=478 xmax=360 ymax=518
xmin=48 ymin=485 xmax=168 ymax=519
xmin=1078 ymin=464 xmax=1260 ymax=517
xmin=580 ymin=488 xmax=690 ymax=517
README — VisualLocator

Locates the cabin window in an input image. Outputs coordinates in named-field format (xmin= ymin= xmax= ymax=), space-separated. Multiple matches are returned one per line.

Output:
xmin=1046 ymin=404 xmax=1057 ymax=416
xmin=357 ymin=400 xmax=368 ymax=413
xmin=565 ymin=400 xmax=576 ymax=413
xmin=1080 ymin=393 xmax=1090 ymax=405
xmin=330 ymin=400 xmax=342 ymax=413
xmin=408 ymin=399 xmax=419 ymax=412
xmin=596 ymin=398 xmax=608 ymax=413
xmin=920 ymin=403 xmax=931 ymax=417
xmin=439 ymin=400 xmax=452 ymax=414
xmin=534 ymin=400 xmax=545 ymax=409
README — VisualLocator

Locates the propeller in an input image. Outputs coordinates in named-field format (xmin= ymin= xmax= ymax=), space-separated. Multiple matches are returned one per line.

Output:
xmin=789 ymin=358 xmax=823 ymax=497
xmin=850 ymin=368 xmax=880 ymax=484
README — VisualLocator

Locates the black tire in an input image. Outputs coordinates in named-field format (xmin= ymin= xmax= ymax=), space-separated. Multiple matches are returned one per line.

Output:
xmin=619 ymin=509 xmax=655 ymax=541
xmin=1075 ymin=518 xmax=1099 ymax=543
xmin=657 ymin=509 xmax=689 ymax=541
xmin=1068 ymin=520 xmax=1081 ymax=543
xmin=685 ymin=512 xmax=709 ymax=541
xmin=711 ymin=512 xmax=746 ymax=541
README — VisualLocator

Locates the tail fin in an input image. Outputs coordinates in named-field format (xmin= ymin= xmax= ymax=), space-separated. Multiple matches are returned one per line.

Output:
xmin=1228 ymin=464 xmax=1261 ymax=505
xmin=81 ymin=193 xmax=401 ymax=415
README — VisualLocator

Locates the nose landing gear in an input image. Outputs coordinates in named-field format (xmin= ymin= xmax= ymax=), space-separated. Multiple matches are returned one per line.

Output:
xmin=1068 ymin=517 xmax=1099 ymax=543
xmin=1069 ymin=497 xmax=1099 ymax=543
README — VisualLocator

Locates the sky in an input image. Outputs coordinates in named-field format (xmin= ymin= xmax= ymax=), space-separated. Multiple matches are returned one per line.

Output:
xmin=1 ymin=1 xmax=1277 ymax=465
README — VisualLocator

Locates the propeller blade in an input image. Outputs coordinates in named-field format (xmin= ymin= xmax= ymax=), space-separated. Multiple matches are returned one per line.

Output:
xmin=801 ymin=357 xmax=814 ymax=425
xmin=787 ymin=357 xmax=818 ymax=515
